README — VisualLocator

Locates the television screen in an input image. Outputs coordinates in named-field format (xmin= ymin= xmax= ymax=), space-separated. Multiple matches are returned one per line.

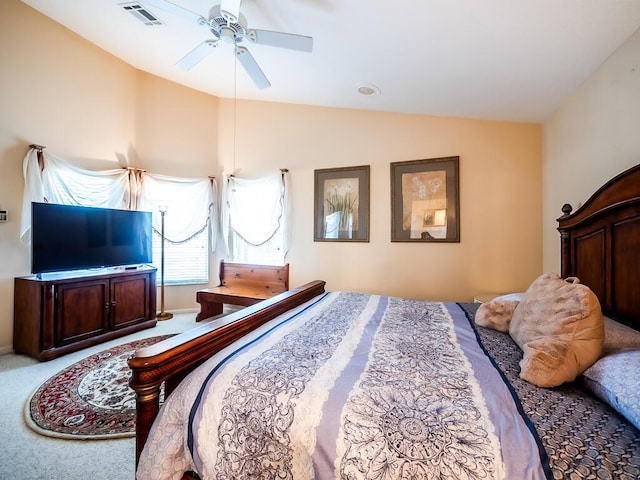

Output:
xmin=31 ymin=202 xmax=153 ymax=274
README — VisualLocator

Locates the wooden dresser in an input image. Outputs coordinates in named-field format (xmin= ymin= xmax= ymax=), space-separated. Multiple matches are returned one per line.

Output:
xmin=14 ymin=266 xmax=157 ymax=361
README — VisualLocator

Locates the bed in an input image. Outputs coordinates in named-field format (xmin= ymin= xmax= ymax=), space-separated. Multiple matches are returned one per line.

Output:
xmin=128 ymin=164 xmax=640 ymax=480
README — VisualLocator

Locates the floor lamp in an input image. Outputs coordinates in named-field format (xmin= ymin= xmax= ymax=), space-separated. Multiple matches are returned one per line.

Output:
xmin=157 ymin=205 xmax=173 ymax=321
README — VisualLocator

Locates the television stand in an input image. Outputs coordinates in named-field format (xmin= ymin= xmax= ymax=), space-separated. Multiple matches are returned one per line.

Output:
xmin=13 ymin=266 xmax=157 ymax=361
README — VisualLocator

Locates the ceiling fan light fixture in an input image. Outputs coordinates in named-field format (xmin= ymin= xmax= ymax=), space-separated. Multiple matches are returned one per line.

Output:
xmin=220 ymin=27 xmax=237 ymax=43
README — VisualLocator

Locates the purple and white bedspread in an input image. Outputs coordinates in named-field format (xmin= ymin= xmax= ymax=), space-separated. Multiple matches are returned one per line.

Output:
xmin=137 ymin=292 xmax=548 ymax=480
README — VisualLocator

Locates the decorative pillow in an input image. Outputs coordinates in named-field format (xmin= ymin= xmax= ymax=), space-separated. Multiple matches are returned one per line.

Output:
xmin=602 ymin=316 xmax=640 ymax=355
xmin=509 ymin=273 xmax=604 ymax=388
xmin=581 ymin=351 xmax=640 ymax=430
xmin=492 ymin=292 xmax=524 ymax=302
xmin=475 ymin=300 xmax=519 ymax=333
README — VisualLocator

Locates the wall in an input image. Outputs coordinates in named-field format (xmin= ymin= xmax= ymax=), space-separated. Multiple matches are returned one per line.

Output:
xmin=0 ymin=0 xmax=218 ymax=353
xmin=543 ymin=28 xmax=640 ymax=273
xmin=134 ymin=71 xmax=220 ymax=312
xmin=219 ymin=100 xmax=542 ymax=301
xmin=0 ymin=0 xmax=543 ymax=354
xmin=0 ymin=0 xmax=138 ymax=354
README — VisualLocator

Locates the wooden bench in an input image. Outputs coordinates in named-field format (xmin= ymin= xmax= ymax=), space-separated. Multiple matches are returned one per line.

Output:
xmin=195 ymin=261 xmax=290 ymax=322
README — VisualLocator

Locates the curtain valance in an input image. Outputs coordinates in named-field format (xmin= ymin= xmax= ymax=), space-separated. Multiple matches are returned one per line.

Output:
xmin=20 ymin=147 xmax=216 ymax=251
xmin=222 ymin=171 xmax=289 ymax=256
xmin=139 ymin=173 xmax=216 ymax=251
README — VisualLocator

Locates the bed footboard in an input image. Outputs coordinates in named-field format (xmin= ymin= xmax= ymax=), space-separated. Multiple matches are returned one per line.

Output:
xmin=128 ymin=280 xmax=326 ymax=464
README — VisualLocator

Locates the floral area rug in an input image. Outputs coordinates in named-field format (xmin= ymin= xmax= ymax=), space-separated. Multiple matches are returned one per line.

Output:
xmin=25 ymin=335 xmax=173 ymax=440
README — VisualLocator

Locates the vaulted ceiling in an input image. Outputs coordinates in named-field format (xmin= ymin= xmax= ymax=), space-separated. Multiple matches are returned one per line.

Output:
xmin=21 ymin=0 xmax=640 ymax=122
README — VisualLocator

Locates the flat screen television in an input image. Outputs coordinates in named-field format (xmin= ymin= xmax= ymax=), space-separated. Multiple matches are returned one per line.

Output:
xmin=31 ymin=202 xmax=153 ymax=275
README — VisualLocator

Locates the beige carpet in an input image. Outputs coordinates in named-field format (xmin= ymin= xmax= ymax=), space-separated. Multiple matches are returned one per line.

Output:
xmin=0 ymin=309 xmax=221 ymax=480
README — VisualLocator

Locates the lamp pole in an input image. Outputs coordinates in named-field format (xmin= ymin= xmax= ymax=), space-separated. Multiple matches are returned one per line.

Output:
xmin=157 ymin=205 xmax=173 ymax=321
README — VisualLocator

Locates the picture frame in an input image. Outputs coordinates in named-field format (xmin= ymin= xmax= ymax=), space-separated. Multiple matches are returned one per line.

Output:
xmin=390 ymin=156 xmax=460 ymax=242
xmin=314 ymin=165 xmax=370 ymax=242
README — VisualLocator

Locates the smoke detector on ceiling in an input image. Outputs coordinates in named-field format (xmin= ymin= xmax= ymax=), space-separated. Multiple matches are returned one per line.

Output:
xmin=357 ymin=84 xmax=381 ymax=96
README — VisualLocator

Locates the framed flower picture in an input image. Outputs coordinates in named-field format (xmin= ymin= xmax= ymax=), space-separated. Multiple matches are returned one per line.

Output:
xmin=390 ymin=156 xmax=460 ymax=242
xmin=314 ymin=165 xmax=370 ymax=242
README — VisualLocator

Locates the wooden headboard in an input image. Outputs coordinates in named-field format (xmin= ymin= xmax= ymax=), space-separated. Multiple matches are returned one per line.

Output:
xmin=557 ymin=163 xmax=640 ymax=331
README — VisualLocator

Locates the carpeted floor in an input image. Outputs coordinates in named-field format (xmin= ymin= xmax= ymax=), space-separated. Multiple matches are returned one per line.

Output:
xmin=0 ymin=309 xmax=226 ymax=480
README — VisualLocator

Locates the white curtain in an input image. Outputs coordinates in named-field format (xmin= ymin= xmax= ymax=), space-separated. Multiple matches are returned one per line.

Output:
xmin=20 ymin=148 xmax=130 ymax=243
xmin=20 ymin=148 xmax=216 ymax=250
xmin=221 ymin=171 xmax=289 ymax=258
xmin=138 ymin=173 xmax=216 ymax=250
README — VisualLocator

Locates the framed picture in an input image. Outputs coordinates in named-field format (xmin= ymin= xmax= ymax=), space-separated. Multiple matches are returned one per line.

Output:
xmin=314 ymin=165 xmax=370 ymax=242
xmin=390 ymin=156 xmax=460 ymax=242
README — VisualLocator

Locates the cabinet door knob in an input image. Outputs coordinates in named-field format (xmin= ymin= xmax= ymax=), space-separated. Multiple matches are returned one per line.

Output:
xmin=105 ymin=303 xmax=110 ymax=310
xmin=111 ymin=301 xmax=116 ymax=308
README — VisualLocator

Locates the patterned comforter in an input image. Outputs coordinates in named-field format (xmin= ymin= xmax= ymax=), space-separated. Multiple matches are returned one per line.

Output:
xmin=136 ymin=292 xmax=639 ymax=480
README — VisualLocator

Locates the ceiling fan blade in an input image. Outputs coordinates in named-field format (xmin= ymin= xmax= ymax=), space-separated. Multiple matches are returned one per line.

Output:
xmin=140 ymin=0 xmax=207 ymax=26
xmin=235 ymin=46 xmax=271 ymax=89
xmin=220 ymin=0 xmax=241 ymax=23
xmin=247 ymin=29 xmax=313 ymax=53
xmin=175 ymin=40 xmax=219 ymax=71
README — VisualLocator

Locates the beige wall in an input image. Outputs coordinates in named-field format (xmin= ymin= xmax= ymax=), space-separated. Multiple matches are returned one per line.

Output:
xmin=219 ymin=100 xmax=542 ymax=300
xmin=0 ymin=0 xmax=543 ymax=354
xmin=0 ymin=0 xmax=139 ymax=354
xmin=134 ymin=71 xmax=220 ymax=311
xmin=543 ymin=27 xmax=640 ymax=273
xmin=0 ymin=1 xmax=218 ymax=352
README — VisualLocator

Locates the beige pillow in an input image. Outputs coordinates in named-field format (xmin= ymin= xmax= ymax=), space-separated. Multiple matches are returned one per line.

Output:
xmin=475 ymin=300 xmax=519 ymax=332
xmin=509 ymin=273 xmax=604 ymax=388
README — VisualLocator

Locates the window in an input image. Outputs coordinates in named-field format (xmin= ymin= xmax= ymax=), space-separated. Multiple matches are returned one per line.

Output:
xmin=229 ymin=224 xmax=285 ymax=265
xmin=21 ymin=148 xmax=215 ymax=285
xmin=223 ymin=172 xmax=289 ymax=266
xmin=152 ymin=227 xmax=209 ymax=285
xmin=140 ymin=174 xmax=216 ymax=285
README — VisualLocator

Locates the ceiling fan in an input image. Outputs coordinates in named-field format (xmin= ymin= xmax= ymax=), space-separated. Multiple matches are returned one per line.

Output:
xmin=141 ymin=0 xmax=313 ymax=89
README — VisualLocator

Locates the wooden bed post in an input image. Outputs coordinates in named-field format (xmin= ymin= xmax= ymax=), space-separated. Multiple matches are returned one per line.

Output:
xmin=557 ymin=203 xmax=573 ymax=277
xmin=129 ymin=379 xmax=162 ymax=465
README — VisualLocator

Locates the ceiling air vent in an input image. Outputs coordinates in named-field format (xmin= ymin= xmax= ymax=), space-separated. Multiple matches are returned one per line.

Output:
xmin=120 ymin=2 xmax=164 ymax=26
